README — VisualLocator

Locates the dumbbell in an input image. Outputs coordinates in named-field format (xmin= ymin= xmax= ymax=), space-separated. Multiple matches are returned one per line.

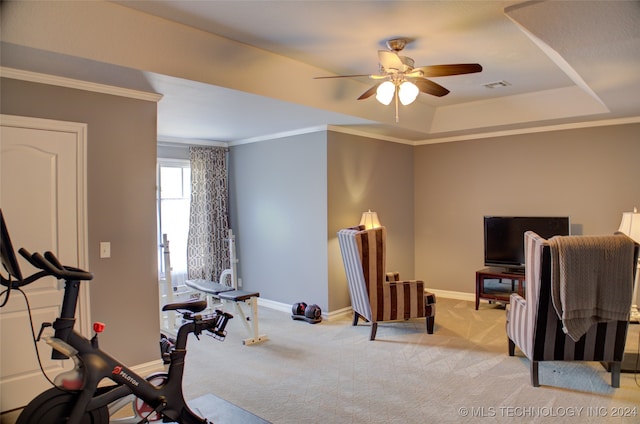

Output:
xmin=291 ymin=302 xmax=322 ymax=324
xmin=292 ymin=302 xmax=307 ymax=316
xmin=304 ymin=304 xmax=322 ymax=321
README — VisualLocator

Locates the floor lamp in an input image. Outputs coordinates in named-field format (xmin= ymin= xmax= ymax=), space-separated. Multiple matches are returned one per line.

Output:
xmin=618 ymin=207 xmax=640 ymax=323
xmin=619 ymin=208 xmax=640 ymax=373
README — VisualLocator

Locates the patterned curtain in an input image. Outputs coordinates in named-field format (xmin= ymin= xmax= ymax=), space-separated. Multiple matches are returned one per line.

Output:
xmin=187 ymin=146 xmax=230 ymax=281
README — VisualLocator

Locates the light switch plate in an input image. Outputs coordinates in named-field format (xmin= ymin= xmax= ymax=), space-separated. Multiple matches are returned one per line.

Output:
xmin=100 ymin=242 xmax=111 ymax=258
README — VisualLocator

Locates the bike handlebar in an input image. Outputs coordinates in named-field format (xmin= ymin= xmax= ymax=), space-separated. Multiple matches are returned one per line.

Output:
xmin=18 ymin=248 xmax=93 ymax=282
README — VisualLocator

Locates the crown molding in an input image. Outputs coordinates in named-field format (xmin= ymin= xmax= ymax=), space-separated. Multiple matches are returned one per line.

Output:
xmin=0 ymin=67 xmax=163 ymax=102
xmin=415 ymin=116 xmax=640 ymax=145
xmin=5 ymin=66 xmax=637 ymax=146
xmin=326 ymin=125 xmax=415 ymax=145
xmin=230 ymin=125 xmax=329 ymax=146
xmin=157 ymin=135 xmax=227 ymax=147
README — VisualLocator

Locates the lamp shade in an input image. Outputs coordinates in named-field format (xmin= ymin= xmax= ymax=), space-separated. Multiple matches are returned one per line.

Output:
xmin=359 ymin=210 xmax=381 ymax=230
xmin=398 ymin=81 xmax=419 ymax=105
xmin=618 ymin=207 xmax=640 ymax=243
xmin=375 ymin=81 xmax=395 ymax=105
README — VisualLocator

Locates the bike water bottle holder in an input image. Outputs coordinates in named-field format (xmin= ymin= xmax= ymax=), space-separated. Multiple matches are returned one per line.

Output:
xmin=52 ymin=354 xmax=86 ymax=391
xmin=45 ymin=337 xmax=79 ymax=358
xmin=51 ymin=317 xmax=76 ymax=359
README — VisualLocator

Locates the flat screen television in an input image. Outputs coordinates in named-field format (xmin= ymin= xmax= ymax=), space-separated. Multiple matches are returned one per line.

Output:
xmin=483 ymin=216 xmax=570 ymax=271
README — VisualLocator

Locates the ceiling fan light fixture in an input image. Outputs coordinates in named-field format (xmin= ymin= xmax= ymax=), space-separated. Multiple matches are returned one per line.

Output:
xmin=314 ymin=38 xmax=483 ymax=123
xmin=398 ymin=81 xmax=419 ymax=105
xmin=375 ymin=81 xmax=395 ymax=105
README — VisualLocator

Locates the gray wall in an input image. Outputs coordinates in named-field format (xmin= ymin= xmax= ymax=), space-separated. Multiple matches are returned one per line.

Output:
xmin=228 ymin=132 xmax=328 ymax=310
xmin=414 ymin=123 xmax=640 ymax=301
xmin=327 ymin=131 xmax=415 ymax=311
xmin=1 ymin=78 xmax=160 ymax=366
xmin=228 ymin=130 xmax=416 ymax=313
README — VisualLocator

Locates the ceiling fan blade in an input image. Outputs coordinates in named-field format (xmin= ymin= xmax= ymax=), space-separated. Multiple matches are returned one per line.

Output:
xmin=357 ymin=82 xmax=382 ymax=100
xmin=414 ymin=78 xmax=450 ymax=97
xmin=378 ymin=50 xmax=404 ymax=71
xmin=313 ymin=74 xmax=372 ymax=79
xmin=416 ymin=63 xmax=483 ymax=77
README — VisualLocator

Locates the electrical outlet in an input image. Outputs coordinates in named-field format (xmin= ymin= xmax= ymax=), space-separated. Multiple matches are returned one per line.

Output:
xmin=100 ymin=242 xmax=111 ymax=258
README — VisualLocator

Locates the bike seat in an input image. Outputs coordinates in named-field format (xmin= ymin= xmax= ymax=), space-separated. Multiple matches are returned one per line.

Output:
xmin=162 ymin=299 xmax=207 ymax=313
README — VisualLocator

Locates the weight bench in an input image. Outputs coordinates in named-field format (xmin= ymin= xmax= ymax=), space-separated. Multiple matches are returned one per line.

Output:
xmin=185 ymin=279 xmax=267 ymax=345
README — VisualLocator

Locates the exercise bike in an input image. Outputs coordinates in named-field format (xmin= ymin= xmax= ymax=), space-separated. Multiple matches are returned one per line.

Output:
xmin=0 ymin=210 xmax=233 ymax=423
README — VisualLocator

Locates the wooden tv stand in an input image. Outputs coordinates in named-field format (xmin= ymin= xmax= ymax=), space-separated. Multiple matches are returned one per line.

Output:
xmin=475 ymin=268 xmax=525 ymax=310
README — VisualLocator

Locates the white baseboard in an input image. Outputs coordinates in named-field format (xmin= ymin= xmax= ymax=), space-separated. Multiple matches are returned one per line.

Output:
xmin=257 ymin=297 xmax=291 ymax=314
xmin=256 ymin=297 xmax=346 ymax=321
xmin=428 ymin=289 xmax=475 ymax=302
xmin=257 ymin=290 xmax=475 ymax=321
xmin=326 ymin=306 xmax=353 ymax=320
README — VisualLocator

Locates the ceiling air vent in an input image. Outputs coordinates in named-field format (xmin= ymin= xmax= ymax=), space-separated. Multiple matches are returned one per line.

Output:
xmin=483 ymin=80 xmax=511 ymax=89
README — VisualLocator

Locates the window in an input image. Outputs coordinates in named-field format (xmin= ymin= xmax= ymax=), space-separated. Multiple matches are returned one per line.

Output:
xmin=157 ymin=160 xmax=190 ymax=287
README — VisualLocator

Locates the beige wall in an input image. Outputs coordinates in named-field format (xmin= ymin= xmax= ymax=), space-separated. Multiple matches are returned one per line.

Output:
xmin=414 ymin=123 xmax=640 ymax=299
xmin=1 ymin=78 xmax=160 ymax=366
xmin=328 ymin=131 xmax=415 ymax=311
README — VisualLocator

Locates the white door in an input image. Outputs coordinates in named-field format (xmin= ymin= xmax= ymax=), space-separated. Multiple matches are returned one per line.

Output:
xmin=0 ymin=115 xmax=88 ymax=412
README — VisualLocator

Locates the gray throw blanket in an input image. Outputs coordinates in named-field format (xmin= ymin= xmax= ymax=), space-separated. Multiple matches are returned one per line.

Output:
xmin=549 ymin=234 xmax=635 ymax=342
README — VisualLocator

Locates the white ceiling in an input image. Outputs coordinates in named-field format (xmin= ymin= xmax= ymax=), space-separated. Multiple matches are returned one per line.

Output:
xmin=114 ymin=0 xmax=640 ymax=144
xmin=4 ymin=1 xmax=640 ymax=144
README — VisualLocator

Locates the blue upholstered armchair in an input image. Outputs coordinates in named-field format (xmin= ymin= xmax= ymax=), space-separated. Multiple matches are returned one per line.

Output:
xmin=506 ymin=231 xmax=639 ymax=388
xmin=337 ymin=226 xmax=436 ymax=340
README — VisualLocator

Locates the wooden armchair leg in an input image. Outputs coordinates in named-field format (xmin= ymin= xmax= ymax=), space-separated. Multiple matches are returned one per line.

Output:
xmin=530 ymin=361 xmax=539 ymax=387
xmin=610 ymin=362 xmax=621 ymax=388
xmin=508 ymin=339 xmax=515 ymax=356
xmin=426 ymin=316 xmax=434 ymax=334
xmin=369 ymin=322 xmax=378 ymax=341
xmin=352 ymin=312 xmax=360 ymax=326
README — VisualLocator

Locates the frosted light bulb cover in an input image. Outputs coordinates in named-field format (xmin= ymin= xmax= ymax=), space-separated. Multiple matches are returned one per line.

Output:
xmin=375 ymin=81 xmax=395 ymax=105
xmin=399 ymin=81 xmax=419 ymax=105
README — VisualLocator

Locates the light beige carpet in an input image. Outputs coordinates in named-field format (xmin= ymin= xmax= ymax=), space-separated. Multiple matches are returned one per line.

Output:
xmin=181 ymin=298 xmax=640 ymax=423
xmin=3 ymin=298 xmax=637 ymax=423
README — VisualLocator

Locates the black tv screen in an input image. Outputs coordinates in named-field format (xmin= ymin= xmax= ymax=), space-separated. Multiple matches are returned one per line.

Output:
xmin=483 ymin=216 xmax=570 ymax=270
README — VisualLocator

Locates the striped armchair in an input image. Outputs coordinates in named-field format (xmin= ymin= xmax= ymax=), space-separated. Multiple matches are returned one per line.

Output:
xmin=337 ymin=226 xmax=436 ymax=340
xmin=506 ymin=231 xmax=639 ymax=388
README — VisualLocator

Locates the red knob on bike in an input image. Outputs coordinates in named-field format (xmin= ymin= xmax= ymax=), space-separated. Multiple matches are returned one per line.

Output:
xmin=93 ymin=322 xmax=105 ymax=333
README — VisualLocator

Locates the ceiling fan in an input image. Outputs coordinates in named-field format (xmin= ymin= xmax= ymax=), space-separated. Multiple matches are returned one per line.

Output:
xmin=314 ymin=38 xmax=482 ymax=122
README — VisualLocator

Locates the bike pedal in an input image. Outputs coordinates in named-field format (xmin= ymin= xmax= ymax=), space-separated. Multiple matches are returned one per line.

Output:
xmin=206 ymin=330 xmax=226 ymax=341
